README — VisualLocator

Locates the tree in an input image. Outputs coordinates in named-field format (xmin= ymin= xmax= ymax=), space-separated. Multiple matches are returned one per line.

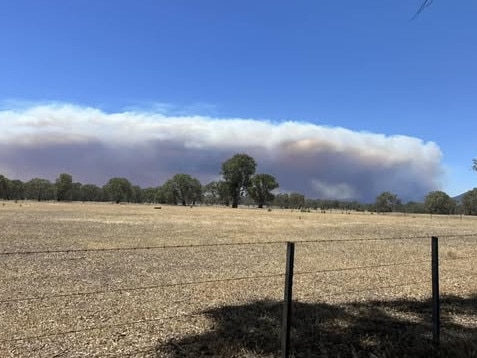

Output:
xmin=221 ymin=154 xmax=257 ymax=208
xmin=203 ymin=181 xmax=220 ymax=205
xmin=273 ymin=193 xmax=290 ymax=209
xmin=71 ymin=182 xmax=83 ymax=201
xmin=375 ymin=192 xmax=400 ymax=213
xmin=8 ymin=180 xmax=24 ymax=200
xmin=0 ymin=175 xmax=10 ymax=200
xmin=462 ymin=188 xmax=477 ymax=215
xmin=104 ymin=177 xmax=133 ymax=203
xmin=161 ymin=174 xmax=202 ymax=206
xmin=131 ymin=185 xmax=143 ymax=203
xmin=289 ymin=193 xmax=305 ymax=209
xmin=424 ymin=191 xmax=456 ymax=215
xmin=403 ymin=201 xmax=427 ymax=214
xmin=141 ymin=187 xmax=159 ymax=203
xmin=80 ymin=184 xmax=103 ymax=202
xmin=248 ymin=174 xmax=279 ymax=208
xmin=473 ymin=159 xmax=477 ymax=172
xmin=24 ymin=178 xmax=55 ymax=201
xmin=55 ymin=173 xmax=73 ymax=201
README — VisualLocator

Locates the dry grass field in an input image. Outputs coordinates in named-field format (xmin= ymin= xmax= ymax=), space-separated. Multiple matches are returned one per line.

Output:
xmin=1 ymin=201 xmax=476 ymax=357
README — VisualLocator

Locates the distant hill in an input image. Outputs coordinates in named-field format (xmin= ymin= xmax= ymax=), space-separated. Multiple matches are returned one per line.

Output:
xmin=453 ymin=193 xmax=465 ymax=202
xmin=452 ymin=190 xmax=474 ymax=202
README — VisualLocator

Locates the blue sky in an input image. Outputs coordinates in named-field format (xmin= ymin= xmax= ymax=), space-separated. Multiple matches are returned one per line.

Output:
xmin=0 ymin=1 xmax=476 ymax=199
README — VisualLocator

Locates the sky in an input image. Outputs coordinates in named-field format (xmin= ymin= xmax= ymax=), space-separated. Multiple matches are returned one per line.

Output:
xmin=0 ymin=1 xmax=476 ymax=202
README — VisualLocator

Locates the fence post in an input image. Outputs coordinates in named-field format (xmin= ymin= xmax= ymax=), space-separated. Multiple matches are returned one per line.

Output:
xmin=281 ymin=242 xmax=295 ymax=358
xmin=431 ymin=236 xmax=440 ymax=349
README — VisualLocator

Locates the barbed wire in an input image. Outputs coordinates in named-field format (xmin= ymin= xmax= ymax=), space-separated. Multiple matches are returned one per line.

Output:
xmin=0 ymin=272 xmax=285 ymax=304
xmin=293 ymin=259 xmax=431 ymax=277
xmin=440 ymin=255 xmax=477 ymax=263
xmin=2 ymin=233 xmax=475 ymax=256
xmin=1 ymin=259 xmax=438 ymax=305
xmin=296 ymin=279 xmax=431 ymax=301
xmin=0 ymin=311 xmax=202 ymax=343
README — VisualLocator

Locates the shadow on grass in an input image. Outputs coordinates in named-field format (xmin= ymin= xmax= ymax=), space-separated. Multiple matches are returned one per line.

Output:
xmin=157 ymin=294 xmax=477 ymax=358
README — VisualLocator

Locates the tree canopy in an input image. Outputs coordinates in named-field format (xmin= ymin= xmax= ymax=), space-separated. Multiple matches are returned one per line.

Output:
xmin=375 ymin=192 xmax=400 ymax=213
xmin=462 ymin=188 xmax=477 ymax=216
xmin=161 ymin=174 xmax=202 ymax=206
xmin=248 ymin=174 xmax=279 ymax=208
xmin=56 ymin=173 xmax=73 ymax=201
xmin=104 ymin=177 xmax=133 ymax=203
xmin=424 ymin=191 xmax=456 ymax=215
xmin=221 ymin=153 xmax=257 ymax=208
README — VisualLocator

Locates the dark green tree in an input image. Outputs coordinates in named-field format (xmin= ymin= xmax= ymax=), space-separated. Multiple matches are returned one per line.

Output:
xmin=216 ymin=181 xmax=231 ymax=206
xmin=80 ymin=184 xmax=103 ymax=202
xmin=8 ymin=179 xmax=24 ymax=200
xmin=161 ymin=174 xmax=202 ymax=206
xmin=462 ymin=188 xmax=477 ymax=215
xmin=55 ymin=173 xmax=73 ymax=201
xmin=248 ymin=174 xmax=279 ymax=208
xmin=104 ymin=177 xmax=133 ymax=203
xmin=141 ymin=187 xmax=159 ymax=203
xmin=131 ymin=185 xmax=143 ymax=203
xmin=403 ymin=201 xmax=427 ymax=214
xmin=71 ymin=182 xmax=83 ymax=201
xmin=25 ymin=178 xmax=55 ymax=201
xmin=424 ymin=191 xmax=456 ymax=215
xmin=375 ymin=191 xmax=400 ymax=213
xmin=0 ymin=175 xmax=10 ymax=200
xmin=221 ymin=154 xmax=257 ymax=208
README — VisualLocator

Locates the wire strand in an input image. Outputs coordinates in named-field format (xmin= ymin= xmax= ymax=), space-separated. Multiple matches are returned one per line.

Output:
xmin=0 ymin=272 xmax=285 ymax=304
xmin=297 ymin=279 xmax=430 ymax=301
xmin=2 ymin=233 xmax=475 ymax=256
xmin=293 ymin=259 xmax=431 ymax=277
xmin=0 ymin=311 xmax=201 ymax=343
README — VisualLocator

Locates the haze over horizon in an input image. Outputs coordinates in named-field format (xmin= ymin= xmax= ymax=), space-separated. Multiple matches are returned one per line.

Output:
xmin=1 ymin=1 xmax=476 ymax=200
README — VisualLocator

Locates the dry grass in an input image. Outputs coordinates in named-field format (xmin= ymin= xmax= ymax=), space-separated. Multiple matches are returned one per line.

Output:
xmin=0 ymin=201 xmax=476 ymax=357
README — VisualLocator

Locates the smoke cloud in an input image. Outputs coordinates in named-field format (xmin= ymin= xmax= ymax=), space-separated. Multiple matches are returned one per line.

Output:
xmin=0 ymin=103 xmax=443 ymax=201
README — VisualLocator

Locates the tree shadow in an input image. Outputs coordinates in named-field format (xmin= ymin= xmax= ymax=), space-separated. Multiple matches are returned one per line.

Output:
xmin=156 ymin=294 xmax=477 ymax=357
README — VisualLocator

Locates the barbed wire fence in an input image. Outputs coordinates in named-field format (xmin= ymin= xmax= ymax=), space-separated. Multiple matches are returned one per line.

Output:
xmin=0 ymin=234 xmax=476 ymax=357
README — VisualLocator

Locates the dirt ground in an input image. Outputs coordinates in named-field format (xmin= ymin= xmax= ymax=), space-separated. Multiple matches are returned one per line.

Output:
xmin=1 ymin=201 xmax=476 ymax=357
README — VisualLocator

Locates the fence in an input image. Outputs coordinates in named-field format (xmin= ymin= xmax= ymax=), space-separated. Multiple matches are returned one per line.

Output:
xmin=1 ymin=234 xmax=476 ymax=357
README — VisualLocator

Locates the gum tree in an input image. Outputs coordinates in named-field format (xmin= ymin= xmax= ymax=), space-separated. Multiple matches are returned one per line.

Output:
xmin=248 ymin=174 xmax=279 ymax=208
xmin=221 ymin=154 xmax=257 ymax=208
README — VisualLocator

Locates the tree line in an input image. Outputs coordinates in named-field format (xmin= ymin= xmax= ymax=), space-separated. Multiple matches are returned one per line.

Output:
xmin=1 ymin=154 xmax=477 ymax=215
xmin=0 ymin=154 xmax=278 ymax=208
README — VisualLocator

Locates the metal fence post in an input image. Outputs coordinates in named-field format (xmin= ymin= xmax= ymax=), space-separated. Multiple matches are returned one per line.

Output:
xmin=281 ymin=242 xmax=295 ymax=358
xmin=431 ymin=236 xmax=440 ymax=348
